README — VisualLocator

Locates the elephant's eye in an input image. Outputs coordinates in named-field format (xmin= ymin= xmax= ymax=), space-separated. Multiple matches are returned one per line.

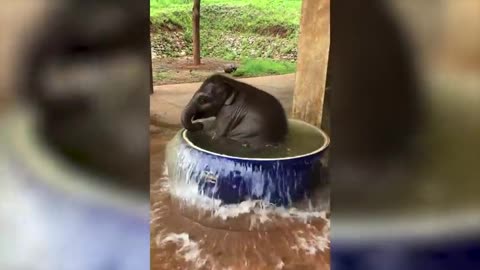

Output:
xmin=198 ymin=96 xmax=208 ymax=105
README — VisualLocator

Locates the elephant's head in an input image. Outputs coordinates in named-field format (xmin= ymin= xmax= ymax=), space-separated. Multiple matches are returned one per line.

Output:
xmin=181 ymin=76 xmax=237 ymax=131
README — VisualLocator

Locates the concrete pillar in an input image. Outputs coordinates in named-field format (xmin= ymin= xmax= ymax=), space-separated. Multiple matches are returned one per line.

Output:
xmin=292 ymin=0 xmax=330 ymax=127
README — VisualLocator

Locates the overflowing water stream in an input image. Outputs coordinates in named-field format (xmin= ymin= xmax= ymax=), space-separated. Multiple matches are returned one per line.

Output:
xmin=166 ymin=119 xmax=329 ymax=205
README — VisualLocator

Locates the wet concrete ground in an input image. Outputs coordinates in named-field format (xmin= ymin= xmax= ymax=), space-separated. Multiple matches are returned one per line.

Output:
xmin=150 ymin=128 xmax=330 ymax=270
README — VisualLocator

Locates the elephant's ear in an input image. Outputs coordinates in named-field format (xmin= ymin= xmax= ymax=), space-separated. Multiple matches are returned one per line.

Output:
xmin=224 ymin=89 xmax=237 ymax=105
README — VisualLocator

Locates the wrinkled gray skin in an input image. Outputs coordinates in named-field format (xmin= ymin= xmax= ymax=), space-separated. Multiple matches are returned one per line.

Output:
xmin=181 ymin=74 xmax=288 ymax=148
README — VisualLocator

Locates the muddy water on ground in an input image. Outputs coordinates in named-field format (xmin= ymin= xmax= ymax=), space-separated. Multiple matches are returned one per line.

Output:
xmin=150 ymin=127 xmax=330 ymax=269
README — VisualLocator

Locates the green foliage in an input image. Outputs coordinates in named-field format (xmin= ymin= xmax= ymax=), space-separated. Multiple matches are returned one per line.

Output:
xmin=200 ymin=32 xmax=297 ymax=60
xmin=151 ymin=0 xmax=301 ymax=34
xmin=232 ymin=59 xmax=296 ymax=77
xmin=150 ymin=0 xmax=191 ymax=15
xmin=151 ymin=0 xmax=301 ymax=76
xmin=153 ymin=71 xmax=169 ymax=81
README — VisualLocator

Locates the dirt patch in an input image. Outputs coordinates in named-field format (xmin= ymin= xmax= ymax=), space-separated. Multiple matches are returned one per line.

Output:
xmin=151 ymin=31 xmax=189 ymax=59
xmin=150 ymin=19 xmax=183 ymax=34
xmin=150 ymin=114 xmax=182 ymax=130
xmin=259 ymin=25 xmax=290 ymax=38
xmin=161 ymin=22 xmax=183 ymax=32
xmin=152 ymin=57 xmax=239 ymax=85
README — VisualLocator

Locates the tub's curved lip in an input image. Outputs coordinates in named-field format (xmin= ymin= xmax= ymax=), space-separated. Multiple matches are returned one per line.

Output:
xmin=181 ymin=119 xmax=330 ymax=161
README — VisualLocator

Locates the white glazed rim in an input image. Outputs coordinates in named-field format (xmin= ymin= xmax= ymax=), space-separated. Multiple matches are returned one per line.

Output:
xmin=182 ymin=119 xmax=330 ymax=161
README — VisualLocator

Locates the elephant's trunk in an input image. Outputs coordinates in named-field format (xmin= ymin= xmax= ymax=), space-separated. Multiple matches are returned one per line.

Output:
xmin=181 ymin=102 xmax=203 ymax=131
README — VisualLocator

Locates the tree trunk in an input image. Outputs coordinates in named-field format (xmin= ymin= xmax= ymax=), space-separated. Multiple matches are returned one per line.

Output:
xmin=149 ymin=32 xmax=154 ymax=94
xmin=192 ymin=0 xmax=201 ymax=65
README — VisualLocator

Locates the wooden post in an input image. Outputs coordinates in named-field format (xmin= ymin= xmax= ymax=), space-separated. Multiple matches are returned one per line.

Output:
xmin=292 ymin=0 xmax=330 ymax=127
xmin=192 ymin=0 xmax=201 ymax=65
xmin=442 ymin=0 xmax=480 ymax=71
xmin=149 ymin=26 xmax=154 ymax=94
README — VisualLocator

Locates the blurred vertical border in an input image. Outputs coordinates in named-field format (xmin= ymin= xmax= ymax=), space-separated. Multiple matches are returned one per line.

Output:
xmin=329 ymin=0 xmax=480 ymax=269
xmin=0 ymin=1 xmax=151 ymax=269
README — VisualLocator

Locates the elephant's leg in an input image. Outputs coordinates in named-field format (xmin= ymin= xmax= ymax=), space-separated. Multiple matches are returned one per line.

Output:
xmin=226 ymin=119 xmax=265 ymax=147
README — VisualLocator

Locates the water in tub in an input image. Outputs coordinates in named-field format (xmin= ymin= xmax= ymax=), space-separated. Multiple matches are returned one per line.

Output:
xmin=186 ymin=120 xmax=326 ymax=159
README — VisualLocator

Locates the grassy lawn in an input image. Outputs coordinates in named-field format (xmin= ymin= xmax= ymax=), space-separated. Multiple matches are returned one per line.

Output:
xmin=150 ymin=0 xmax=301 ymax=77
xmin=151 ymin=0 xmax=301 ymax=33
xmin=232 ymin=58 xmax=296 ymax=77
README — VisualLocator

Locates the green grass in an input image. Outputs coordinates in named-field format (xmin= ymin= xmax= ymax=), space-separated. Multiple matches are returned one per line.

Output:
xmin=151 ymin=0 xmax=301 ymax=24
xmin=150 ymin=0 xmax=301 ymax=36
xmin=151 ymin=0 xmax=301 ymax=76
xmin=232 ymin=59 xmax=296 ymax=77
xmin=153 ymin=71 xmax=169 ymax=81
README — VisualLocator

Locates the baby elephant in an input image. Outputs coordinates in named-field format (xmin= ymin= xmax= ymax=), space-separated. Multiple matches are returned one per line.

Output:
xmin=181 ymin=74 xmax=288 ymax=148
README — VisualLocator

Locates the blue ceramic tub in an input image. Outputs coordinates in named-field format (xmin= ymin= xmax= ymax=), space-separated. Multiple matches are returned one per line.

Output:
xmin=176 ymin=119 xmax=330 ymax=206
xmin=332 ymin=210 xmax=480 ymax=270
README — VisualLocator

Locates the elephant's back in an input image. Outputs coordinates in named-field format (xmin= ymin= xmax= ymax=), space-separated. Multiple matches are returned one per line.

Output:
xmin=242 ymin=89 xmax=288 ymax=142
xmin=243 ymin=86 xmax=286 ymax=116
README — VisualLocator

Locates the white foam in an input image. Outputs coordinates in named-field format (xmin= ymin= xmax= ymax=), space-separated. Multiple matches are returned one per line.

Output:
xmin=160 ymin=159 xmax=330 ymax=227
xmin=275 ymin=260 xmax=285 ymax=269
xmin=171 ymin=186 xmax=329 ymax=225
xmin=159 ymin=233 xmax=207 ymax=268
xmin=293 ymin=232 xmax=330 ymax=255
